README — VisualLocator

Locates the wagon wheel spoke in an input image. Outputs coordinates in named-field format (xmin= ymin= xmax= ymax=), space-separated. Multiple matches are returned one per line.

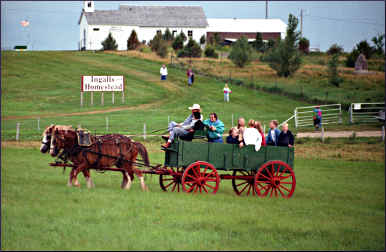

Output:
xmin=164 ymin=181 xmax=175 ymax=189
xmin=279 ymin=175 xmax=291 ymax=180
xmin=271 ymin=163 xmax=275 ymax=178
xmin=263 ymin=166 xmax=273 ymax=178
xmin=202 ymin=185 xmax=208 ymax=193
xmin=279 ymin=184 xmax=291 ymax=193
xmin=278 ymin=166 xmax=289 ymax=177
xmin=247 ymin=184 xmax=252 ymax=195
xmin=204 ymin=182 xmax=216 ymax=190
xmin=192 ymin=166 xmax=200 ymax=178
xmin=258 ymin=173 xmax=271 ymax=181
xmin=277 ymin=186 xmax=285 ymax=197
xmin=239 ymin=183 xmax=250 ymax=194
xmin=193 ymin=184 xmax=199 ymax=193
xmin=236 ymin=181 xmax=249 ymax=187
xmin=171 ymin=182 xmax=177 ymax=192
xmin=274 ymin=187 xmax=278 ymax=197
xmin=204 ymin=170 xmax=217 ymax=179
xmin=280 ymin=181 xmax=293 ymax=184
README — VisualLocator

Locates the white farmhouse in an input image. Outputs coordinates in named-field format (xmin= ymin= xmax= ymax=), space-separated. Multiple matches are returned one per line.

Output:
xmin=78 ymin=1 xmax=208 ymax=50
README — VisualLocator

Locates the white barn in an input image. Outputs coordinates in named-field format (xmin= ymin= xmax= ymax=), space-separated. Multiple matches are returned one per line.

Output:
xmin=78 ymin=1 xmax=208 ymax=50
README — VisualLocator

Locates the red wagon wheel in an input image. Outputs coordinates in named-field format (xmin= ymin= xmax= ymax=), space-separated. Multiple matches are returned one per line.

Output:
xmin=159 ymin=167 xmax=183 ymax=192
xmin=182 ymin=161 xmax=220 ymax=194
xmin=254 ymin=160 xmax=296 ymax=198
xmin=231 ymin=170 xmax=256 ymax=196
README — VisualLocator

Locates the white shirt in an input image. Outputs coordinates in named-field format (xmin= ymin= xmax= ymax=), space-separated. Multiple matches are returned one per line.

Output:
xmin=160 ymin=67 xmax=168 ymax=76
xmin=223 ymin=87 xmax=231 ymax=94
xmin=243 ymin=127 xmax=262 ymax=151
xmin=270 ymin=129 xmax=276 ymax=143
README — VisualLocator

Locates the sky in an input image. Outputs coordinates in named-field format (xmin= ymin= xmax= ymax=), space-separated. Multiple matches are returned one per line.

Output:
xmin=1 ymin=1 xmax=385 ymax=52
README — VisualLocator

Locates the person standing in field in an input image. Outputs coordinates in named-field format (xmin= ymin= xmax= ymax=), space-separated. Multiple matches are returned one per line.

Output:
xmin=160 ymin=64 xmax=168 ymax=81
xmin=313 ymin=105 xmax=322 ymax=130
xmin=187 ymin=67 xmax=194 ymax=87
xmin=223 ymin=83 xmax=232 ymax=102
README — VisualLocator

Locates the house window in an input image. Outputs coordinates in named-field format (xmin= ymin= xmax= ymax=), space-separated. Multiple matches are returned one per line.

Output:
xmin=156 ymin=30 xmax=162 ymax=35
xmin=188 ymin=30 xmax=193 ymax=37
xmin=93 ymin=28 xmax=99 ymax=31
xmin=87 ymin=2 xmax=92 ymax=7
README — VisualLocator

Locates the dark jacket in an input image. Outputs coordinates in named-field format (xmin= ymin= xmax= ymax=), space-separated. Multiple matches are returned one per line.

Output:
xmin=277 ymin=130 xmax=294 ymax=147
xmin=266 ymin=128 xmax=281 ymax=146
xmin=226 ymin=135 xmax=240 ymax=144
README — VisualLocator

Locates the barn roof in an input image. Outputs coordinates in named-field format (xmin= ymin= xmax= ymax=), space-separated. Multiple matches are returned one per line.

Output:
xmin=79 ymin=5 xmax=208 ymax=27
xmin=207 ymin=18 xmax=287 ymax=33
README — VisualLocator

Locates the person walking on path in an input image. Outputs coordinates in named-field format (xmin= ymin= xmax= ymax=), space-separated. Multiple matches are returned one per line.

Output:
xmin=187 ymin=68 xmax=194 ymax=86
xmin=223 ymin=83 xmax=232 ymax=102
xmin=160 ymin=64 xmax=168 ymax=80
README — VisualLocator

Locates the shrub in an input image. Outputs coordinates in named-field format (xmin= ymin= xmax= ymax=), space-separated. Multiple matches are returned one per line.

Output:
xmin=172 ymin=34 xmax=184 ymax=51
xmin=298 ymin=37 xmax=310 ymax=54
xmin=200 ymin=35 xmax=206 ymax=45
xmin=149 ymin=33 xmax=162 ymax=52
xmin=328 ymin=53 xmax=343 ymax=87
xmin=127 ymin=30 xmax=140 ymax=50
xmin=179 ymin=31 xmax=187 ymax=42
xmin=162 ymin=28 xmax=173 ymax=41
xmin=264 ymin=14 xmax=302 ymax=77
xmin=204 ymin=46 xmax=218 ymax=58
xmin=327 ymin=43 xmax=344 ymax=55
xmin=266 ymin=39 xmax=275 ymax=50
xmin=177 ymin=38 xmax=202 ymax=58
xmin=101 ymin=32 xmax=118 ymax=50
xmin=228 ymin=36 xmax=253 ymax=68
xmin=156 ymin=40 xmax=169 ymax=58
xmin=356 ymin=40 xmax=375 ymax=59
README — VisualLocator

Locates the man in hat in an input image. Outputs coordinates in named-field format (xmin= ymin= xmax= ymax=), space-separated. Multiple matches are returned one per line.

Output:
xmin=162 ymin=104 xmax=203 ymax=148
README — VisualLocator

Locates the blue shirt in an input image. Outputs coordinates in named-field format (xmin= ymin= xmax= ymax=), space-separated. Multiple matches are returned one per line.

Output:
xmin=203 ymin=119 xmax=225 ymax=139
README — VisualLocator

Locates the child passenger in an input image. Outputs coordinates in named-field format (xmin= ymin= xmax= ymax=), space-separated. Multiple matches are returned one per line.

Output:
xmin=226 ymin=127 xmax=240 ymax=144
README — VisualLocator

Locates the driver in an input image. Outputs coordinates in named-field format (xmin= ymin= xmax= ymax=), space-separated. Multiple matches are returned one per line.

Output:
xmin=162 ymin=104 xmax=203 ymax=148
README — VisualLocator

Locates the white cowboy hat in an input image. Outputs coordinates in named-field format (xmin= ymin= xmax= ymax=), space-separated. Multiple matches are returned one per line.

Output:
xmin=188 ymin=104 xmax=201 ymax=110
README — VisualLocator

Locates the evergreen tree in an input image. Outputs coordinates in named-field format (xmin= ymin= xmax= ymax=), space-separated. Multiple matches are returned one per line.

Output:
xmin=163 ymin=28 xmax=173 ymax=41
xmin=200 ymin=35 xmax=206 ymax=45
xmin=127 ymin=30 xmax=140 ymax=50
xmin=172 ymin=34 xmax=184 ymax=50
xmin=228 ymin=36 xmax=253 ymax=68
xmin=264 ymin=14 xmax=302 ymax=77
xmin=328 ymin=53 xmax=343 ymax=87
xmin=372 ymin=33 xmax=385 ymax=56
xmin=298 ymin=37 xmax=310 ymax=54
xmin=253 ymin=33 xmax=264 ymax=52
xmin=101 ymin=32 xmax=118 ymax=50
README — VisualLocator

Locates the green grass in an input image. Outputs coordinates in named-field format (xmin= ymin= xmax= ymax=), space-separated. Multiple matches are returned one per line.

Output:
xmin=2 ymin=144 xmax=384 ymax=250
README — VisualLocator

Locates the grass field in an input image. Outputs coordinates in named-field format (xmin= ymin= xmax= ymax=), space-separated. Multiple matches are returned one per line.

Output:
xmin=1 ymin=50 xmax=385 ymax=250
xmin=1 ymin=138 xmax=384 ymax=250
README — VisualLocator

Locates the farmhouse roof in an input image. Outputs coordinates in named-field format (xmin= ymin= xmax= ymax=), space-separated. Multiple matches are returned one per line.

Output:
xmin=207 ymin=18 xmax=287 ymax=33
xmin=79 ymin=5 xmax=208 ymax=27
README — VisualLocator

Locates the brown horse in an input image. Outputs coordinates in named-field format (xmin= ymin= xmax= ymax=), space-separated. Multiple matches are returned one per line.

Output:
xmin=41 ymin=125 xmax=149 ymax=190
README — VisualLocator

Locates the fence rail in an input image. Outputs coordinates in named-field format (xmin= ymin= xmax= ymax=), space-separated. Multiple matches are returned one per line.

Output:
xmin=349 ymin=103 xmax=385 ymax=124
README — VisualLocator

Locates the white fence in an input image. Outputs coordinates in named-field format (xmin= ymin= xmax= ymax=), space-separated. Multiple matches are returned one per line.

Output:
xmin=349 ymin=103 xmax=385 ymax=124
xmin=294 ymin=104 xmax=342 ymax=128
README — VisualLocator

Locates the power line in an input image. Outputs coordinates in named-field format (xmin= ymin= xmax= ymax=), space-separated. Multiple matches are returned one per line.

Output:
xmin=306 ymin=14 xmax=385 ymax=27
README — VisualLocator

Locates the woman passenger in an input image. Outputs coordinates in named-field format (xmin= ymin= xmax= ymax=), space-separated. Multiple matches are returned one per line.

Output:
xmin=242 ymin=119 xmax=262 ymax=151
xmin=254 ymin=121 xmax=266 ymax=146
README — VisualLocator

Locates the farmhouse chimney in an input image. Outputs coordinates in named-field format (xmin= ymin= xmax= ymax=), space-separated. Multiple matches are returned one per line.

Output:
xmin=84 ymin=1 xmax=94 ymax=13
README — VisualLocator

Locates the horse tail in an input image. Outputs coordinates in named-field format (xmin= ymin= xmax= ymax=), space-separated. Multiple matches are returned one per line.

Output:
xmin=135 ymin=142 xmax=150 ymax=166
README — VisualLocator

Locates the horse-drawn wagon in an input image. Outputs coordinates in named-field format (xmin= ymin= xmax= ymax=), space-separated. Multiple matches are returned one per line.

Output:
xmin=44 ymin=126 xmax=296 ymax=198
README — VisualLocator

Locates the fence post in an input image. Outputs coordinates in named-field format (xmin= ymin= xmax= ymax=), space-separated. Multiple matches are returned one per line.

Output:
xmin=80 ymin=92 xmax=84 ymax=107
xmin=91 ymin=92 xmax=94 ymax=106
xmin=294 ymin=108 xmax=298 ymax=128
xmin=16 ymin=123 xmax=20 ymax=141
xmin=338 ymin=104 xmax=342 ymax=124
xmin=168 ymin=116 xmax=170 ymax=124
xmin=37 ymin=117 xmax=40 ymax=131
xmin=143 ymin=123 xmax=146 ymax=140
xmin=382 ymin=125 xmax=385 ymax=142
xmin=349 ymin=104 xmax=353 ymax=124
xmin=263 ymin=125 xmax=266 ymax=135
xmin=232 ymin=114 xmax=234 ymax=128
xmin=105 ymin=116 xmax=109 ymax=132
xmin=101 ymin=92 xmax=104 ymax=106
xmin=321 ymin=127 xmax=325 ymax=143
xmin=112 ymin=92 xmax=115 ymax=105
xmin=121 ymin=92 xmax=124 ymax=104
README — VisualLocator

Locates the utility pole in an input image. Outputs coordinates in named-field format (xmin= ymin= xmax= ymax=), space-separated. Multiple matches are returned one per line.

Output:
xmin=300 ymin=9 xmax=303 ymax=37
xmin=265 ymin=0 xmax=268 ymax=19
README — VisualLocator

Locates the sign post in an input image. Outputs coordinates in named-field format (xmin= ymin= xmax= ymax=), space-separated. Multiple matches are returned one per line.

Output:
xmin=81 ymin=76 xmax=124 ymax=106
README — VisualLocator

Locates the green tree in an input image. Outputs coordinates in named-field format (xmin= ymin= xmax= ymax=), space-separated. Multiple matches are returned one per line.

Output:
xmin=179 ymin=31 xmax=187 ymax=42
xmin=345 ymin=48 xmax=360 ymax=67
xmin=371 ymin=33 xmax=385 ymax=56
xmin=264 ymin=14 xmax=302 ymax=77
xmin=214 ymin=32 xmax=222 ymax=46
xmin=228 ymin=36 xmax=253 ymax=68
xmin=172 ymin=34 xmax=184 ymax=50
xmin=298 ymin=37 xmax=310 ymax=54
xmin=200 ymin=34 xmax=206 ymax=45
xmin=252 ymin=33 xmax=264 ymax=52
xmin=127 ymin=30 xmax=140 ymax=50
xmin=327 ymin=43 xmax=344 ymax=55
xmin=162 ymin=28 xmax=173 ymax=41
xmin=149 ymin=32 xmax=162 ymax=52
xmin=328 ymin=53 xmax=343 ymax=87
xmin=355 ymin=40 xmax=375 ymax=59
xmin=177 ymin=38 xmax=202 ymax=58
xmin=101 ymin=32 xmax=118 ymax=50
xmin=266 ymin=39 xmax=275 ymax=50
